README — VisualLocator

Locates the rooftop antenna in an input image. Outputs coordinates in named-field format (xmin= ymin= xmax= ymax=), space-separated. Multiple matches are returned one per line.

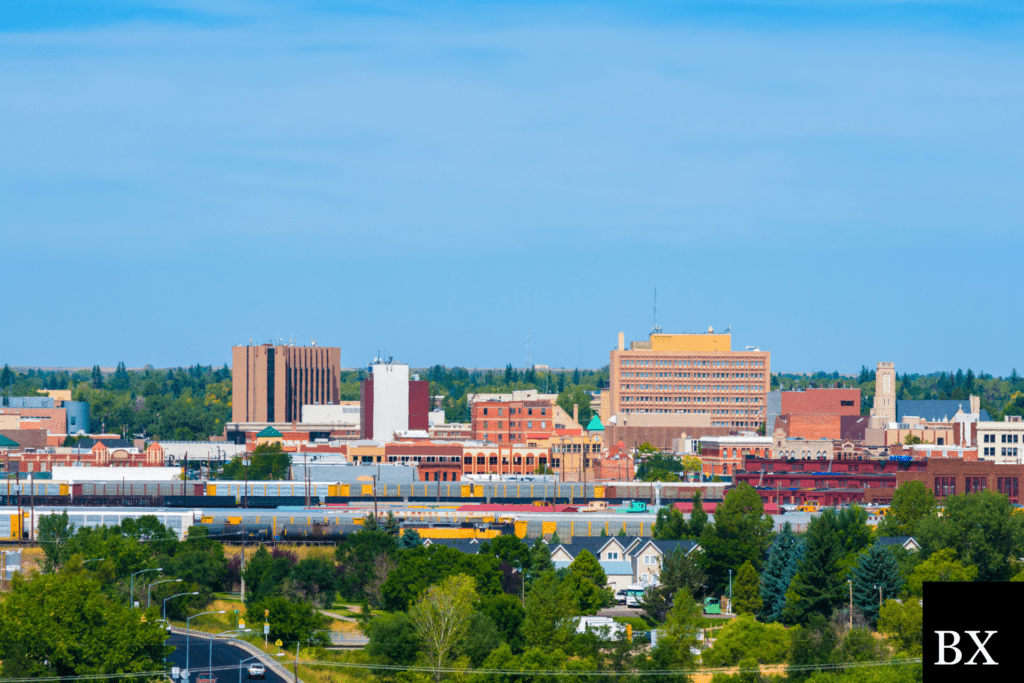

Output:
xmin=651 ymin=286 xmax=662 ymax=334
xmin=526 ymin=329 xmax=531 ymax=371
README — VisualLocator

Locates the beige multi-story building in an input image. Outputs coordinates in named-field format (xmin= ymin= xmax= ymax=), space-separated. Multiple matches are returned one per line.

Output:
xmin=608 ymin=329 xmax=770 ymax=429
xmin=231 ymin=343 xmax=342 ymax=424
xmin=977 ymin=416 xmax=1024 ymax=464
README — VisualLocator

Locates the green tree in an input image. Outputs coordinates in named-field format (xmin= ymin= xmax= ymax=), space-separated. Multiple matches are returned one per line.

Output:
xmin=640 ymin=548 xmax=708 ymax=624
xmin=399 ymin=528 xmax=423 ymax=549
xmin=731 ymin=561 xmax=762 ymax=615
xmin=479 ymin=535 xmax=530 ymax=570
xmin=564 ymin=549 xmax=612 ymax=613
xmin=37 ymin=510 xmax=73 ymax=572
xmin=409 ymin=574 xmax=478 ymax=682
xmin=222 ymin=442 xmax=290 ymax=480
xmin=526 ymin=538 xmax=553 ymax=582
xmin=759 ymin=522 xmax=803 ymax=623
xmin=702 ymin=614 xmax=789 ymax=667
xmin=522 ymin=571 xmax=576 ymax=649
xmin=556 ymin=385 xmax=593 ymax=424
xmin=688 ymin=490 xmax=708 ymax=539
xmin=653 ymin=505 xmax=688 ymax=540
xmin=903 ymin=548 xmax=976 ymax=597
xmin=877 ymin=481 xmax=935 ymax=537
xmin=463 ymin=611 xmax=503 ymax=666
xmin=335 ymin=529 xmax=398 ymax=601
xmin=915 ymin=489 xmax=1024 ymax=581
xmin=698 ymin=483 xmax=774 ymax=594
xmin=850 ymin=544 xmax=904 ymax=626
xmin=478 ymin=594 xmax=526 ymax=653
xmin=289 ymin=556 xmax=338 ymax=607
xmin=785 ymin=509 xmax=847 ymax=625
xmin=651 ymin=589 xmax=703 ymax=671
xmin=381 ymin=545 xmax=502 ymax=611
xmin=243 ymin=546 xmax=293 ymax=603
xmin=878 ymin=598 xmax=923 ymax=656
xmin=246 ymin=595 xmax=329 ymax=646
xmin=365 ymin=611 xmax=420 ymax=673
xmin=0 ymin=566 xmax=169 ymax=678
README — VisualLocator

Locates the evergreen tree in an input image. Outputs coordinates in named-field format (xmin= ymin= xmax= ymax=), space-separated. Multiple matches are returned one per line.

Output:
xmin=616 ymin=527 xmax=627 ymax=538
xmin=784 ymin=509 xmax=846 ymax=625
xmin=850 ymin=544 xmax=904 ymax=627
xmin=383 ymin=512 xmax=401 ymax=537
xmin=688 ymin=490 xmax=708 ymax=539
xmin=759 ymin=522 xmax=803 ymax=623
xmin=698 ymin=483 xmax=774 ymax=594
xmin=549 ymin=531 xmax=560 ymax=545
xmin=399 ymin=528 xmax=423 ymax=549
xmin=91 ymin=365 xmax=104 ymax=389
xmin=652 ymin=505 xmax=687 ymax=540
xmin=526 ymin=539 xmax=553 ymax=582
xmin=0 ymin=364 xmax=13 ymax=393
xmin=731 ymin=561 xmax=762 ymax=615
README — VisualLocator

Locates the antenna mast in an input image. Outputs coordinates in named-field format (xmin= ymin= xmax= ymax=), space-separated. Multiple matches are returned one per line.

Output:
xmin=651 ymin=286 xmax=662 ymax=334
xmin=526 ymin=329 xmax=531 ymax=371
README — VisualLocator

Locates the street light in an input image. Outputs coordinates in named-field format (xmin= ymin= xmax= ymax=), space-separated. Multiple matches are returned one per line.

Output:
xmin=847 ymin=579 xmax=853 ymax=629
xmin=163 ymin=591 xmax=199 ymax=622
xmin=874 ymin=583 xmax=883 ymax=616
xmin=187 ymin=610 xmax=226 ymax=673
xmin=210 ymin=628 xmax=252 ymax=677
xmin=147 ymin=578 xmax=182 ymax=608
xmin=130 ymin=567 xmax=162 ymax=608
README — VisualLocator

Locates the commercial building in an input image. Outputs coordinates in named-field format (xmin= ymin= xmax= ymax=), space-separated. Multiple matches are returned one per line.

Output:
xmin=468 ymin=390 xmax=580 ymax=444
xmin=608 ymin=329 xmax=770 ymax=429
xmin=698 ymin=435 xmax=772 ymax=477
xmin=893 ymin=458 xmax=1022 ymax=505
xmin=766 ymin=387 xmax=861 ymax=440
xmin=603 ymin=412 xmax=734 ymax=452
xmin=360 ymin=360 xmax=429 ymax=442
xmin=977 ymin=416 xmax=1024 ymax=464
xmin=0 ymin=395 xmax=89 ymax=435
xmin=231 ymin=343 xmax=342 ymax=424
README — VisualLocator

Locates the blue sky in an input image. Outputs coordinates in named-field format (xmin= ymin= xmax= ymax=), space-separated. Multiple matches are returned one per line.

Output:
xmin=2 ymin=1 xmax=1022 ymax=375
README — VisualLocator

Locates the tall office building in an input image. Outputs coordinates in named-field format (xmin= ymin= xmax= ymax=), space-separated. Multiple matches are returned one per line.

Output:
xmin=360 ymin=360 xmax=429 ymax=441
xmin=231 ymin=343 xmax=342 ymax=424
xmin=608 ymin=329 xmax=770 ymax=429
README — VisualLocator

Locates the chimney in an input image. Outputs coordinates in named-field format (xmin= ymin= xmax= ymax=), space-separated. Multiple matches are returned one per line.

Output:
xmin=618 ymin=332 xmax=624 ymax=351
xmin=573 ymin=403 xmax=579 ymax=424
xmin=969 ymin=394 xmax=980 ymax=416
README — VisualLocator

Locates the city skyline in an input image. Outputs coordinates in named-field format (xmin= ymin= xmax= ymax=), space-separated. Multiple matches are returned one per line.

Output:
xmin=3 ymin=1 xmax=1023 ymax=373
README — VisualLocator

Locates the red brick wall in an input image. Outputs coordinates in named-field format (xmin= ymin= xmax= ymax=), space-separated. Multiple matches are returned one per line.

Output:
xmin=785 ymin=413 xmax=842 ymax=440
xmin=780 ymin=388 xmax=861 ymax=416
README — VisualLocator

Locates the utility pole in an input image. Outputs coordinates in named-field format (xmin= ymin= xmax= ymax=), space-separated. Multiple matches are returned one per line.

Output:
xmin=848 ymin=580 xmax=853 ymax=630
xmin=29 ymin=474 xmax=34 ymax=542
xmin=293 ymin=642 xmax=300 ymax=683
xmin=372 ymin=474 xmax=378 ymax=520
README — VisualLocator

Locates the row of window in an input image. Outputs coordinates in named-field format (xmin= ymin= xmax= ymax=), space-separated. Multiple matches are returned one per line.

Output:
xmin=479 ymin=421 xmax=547 ymax=430
xmin=621 ymin=384 xmax=762 ymax=392
xmin=464 ymin=456 xmax=549 ymax=466
xmin=997 ymin=477 xmax=1020 ymax=497
xmin=480 ymin=407 xmax=548 ymax=417
xmin=982 ymin=447 xmax=1020 ymax=457
xmin=622 ymin=359 xmax=764 ymax=368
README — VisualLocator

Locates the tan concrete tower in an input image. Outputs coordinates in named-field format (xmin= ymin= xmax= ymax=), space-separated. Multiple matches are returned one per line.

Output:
xmin=870 ymin=362 xmax=897 ymax=428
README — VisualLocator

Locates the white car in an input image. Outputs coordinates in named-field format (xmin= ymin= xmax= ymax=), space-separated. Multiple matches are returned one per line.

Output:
xmin=247 ymin=664 xmax=265 ymax=679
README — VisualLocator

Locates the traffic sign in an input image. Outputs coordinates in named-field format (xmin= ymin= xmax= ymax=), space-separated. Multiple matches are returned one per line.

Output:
xmin=171 ymin=666 xmax=180 ymax=678
xmin=263 ymin=624 xmax=270 ymax=635
xmin=181 ymin=669 xmax=189 ymax=682
xmin=275 ymin=639 xmax=283 ymax=647
xmin=264 ymin=609 xmax=269 ymax=617
xmin=238 ymin=620 xmax=245 ymax=629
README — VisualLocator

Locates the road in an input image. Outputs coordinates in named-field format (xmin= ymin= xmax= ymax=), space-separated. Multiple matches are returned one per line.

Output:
xmin=165 ymin=632 xmax=291 ymax=683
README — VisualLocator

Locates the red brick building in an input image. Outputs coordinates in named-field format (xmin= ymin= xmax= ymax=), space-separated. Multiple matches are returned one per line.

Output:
xmin=894 ymin=458 xmax=1021 ymax=504
xmin=471 ymin=399 xmax=556 ymax=443
xmin=772 ymin=388 xmax=862 ymax=441
xmin=735 ymin=457 xmax=930 ymax=506
xmin=384 ymin=441 xmax=464 ymax=482
xmin=10 ymin=439 xmax=166 ymax=472
xmin=461 ymin=444 xmax=550 ymax=475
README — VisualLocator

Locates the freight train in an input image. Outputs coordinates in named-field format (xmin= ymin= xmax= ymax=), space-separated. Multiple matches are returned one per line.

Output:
xmin=0 ymin=479 xmax=725 ymax=509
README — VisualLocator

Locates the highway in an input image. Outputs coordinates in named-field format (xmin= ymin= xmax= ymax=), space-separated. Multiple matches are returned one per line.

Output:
xmin=166 ymin=632 xmax=292 ymax=683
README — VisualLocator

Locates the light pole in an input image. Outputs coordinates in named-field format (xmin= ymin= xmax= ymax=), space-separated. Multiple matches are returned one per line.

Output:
xmin=187 ymin=610 xmax=226 ymax=674
xmin=210 ymin=628 xmax=251 ymax=677
xmin=163 ymin=591 xmax=199 ymax=622
xmin=239 ymin=654 xmax=284 ymax=683
xmin=728 ymin=569 xmax=733 ymax=613
xmin=874 ymin=583 xmax=883 ymax=616
xmin=147 ymin=578 xmax=182 ymax=608
xmin=243 ymin=455 xmax=251 ymax=509
xmin=83 ymin=558 xmax=105 ymax=565
xmin=130 ymin=567 xmax=162 ymax=608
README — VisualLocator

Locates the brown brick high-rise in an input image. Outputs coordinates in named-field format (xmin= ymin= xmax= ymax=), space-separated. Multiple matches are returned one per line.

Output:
xmin=232 ymin=344 xmax=342 ymax=423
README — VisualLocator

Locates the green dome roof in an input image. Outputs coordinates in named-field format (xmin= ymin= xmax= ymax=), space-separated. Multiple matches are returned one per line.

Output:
xmin=586 ymin=415 xmax=604 ymax=431
xmin=256 ymin=426 xmax=283 ymax=438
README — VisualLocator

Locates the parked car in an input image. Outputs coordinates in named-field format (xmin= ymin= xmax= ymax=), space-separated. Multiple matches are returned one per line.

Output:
xmin=248 ymin=664 xmax=266 ymax=679
xmin=196 ymin=675 xmax=217 ymax=683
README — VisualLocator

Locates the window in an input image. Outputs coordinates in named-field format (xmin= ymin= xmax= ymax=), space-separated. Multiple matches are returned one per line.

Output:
xmin=965 ymin=477 xmax=987 ymax=494
xmin=528 ymin=421 xmax=533 ymax=428
xmin=840 ymin=400 xmax=854 ymax=406
xmin=483 ymin=408 xmax=489 ymax=416
xmin=935 ymin=476 xmax=956 ymax=497
xmin=608 ymin=552 xmax=619 ymax=560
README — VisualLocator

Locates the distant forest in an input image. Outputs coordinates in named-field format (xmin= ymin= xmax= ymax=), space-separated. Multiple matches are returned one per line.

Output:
xmin=6 ymin=361 xmax=1018 ymax=442
xmin=772 ymin=366 xmax=1024 ymax=421
xmin=0 ymin=363 xmax=610 ymax=441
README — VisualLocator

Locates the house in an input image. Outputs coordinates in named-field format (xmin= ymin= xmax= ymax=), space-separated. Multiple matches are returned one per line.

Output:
xmin=631 ymin=539 xmax=701 ymax=585
xmin=876 ymin=536 xmax=921 ymax=553
xmin=550 ymin=536 xmax=644 ymax=593
xmin=420 ymin=538 xmax=481 ymax=553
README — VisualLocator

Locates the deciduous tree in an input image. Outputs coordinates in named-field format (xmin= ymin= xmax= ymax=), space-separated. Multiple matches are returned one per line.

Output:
xmin=409 ymin=574 xmax=478 ymax=681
